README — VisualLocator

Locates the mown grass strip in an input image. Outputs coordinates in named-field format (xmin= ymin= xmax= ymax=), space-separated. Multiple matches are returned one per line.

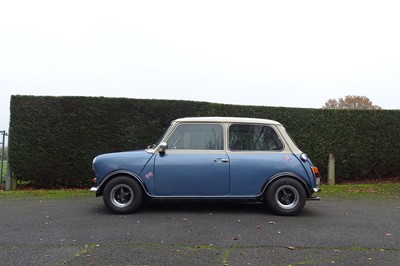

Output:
xmin=0 ymin=189 xmax=92 ymax=199
xmin=319 ymin=183 xmax=400 ymax=200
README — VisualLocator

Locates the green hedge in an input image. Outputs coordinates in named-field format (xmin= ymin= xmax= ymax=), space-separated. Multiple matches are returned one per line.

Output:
xmin=9 ymin=95 xmax=400 ymax=187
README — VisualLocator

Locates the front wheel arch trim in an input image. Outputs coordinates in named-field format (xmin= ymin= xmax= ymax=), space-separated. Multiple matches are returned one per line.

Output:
xmin=96 ymin=170 xmax=150 ymax=197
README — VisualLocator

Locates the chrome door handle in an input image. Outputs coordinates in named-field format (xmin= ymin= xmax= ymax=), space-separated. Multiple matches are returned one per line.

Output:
xmin=214 ymin=158 xmax=230 ymax=163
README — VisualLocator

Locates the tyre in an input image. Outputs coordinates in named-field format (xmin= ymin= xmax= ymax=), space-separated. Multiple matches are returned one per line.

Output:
xmin=103 ymin=176 xmax=143 ymax=214
xmin=265 ymin=178 xmax=306 ymax=216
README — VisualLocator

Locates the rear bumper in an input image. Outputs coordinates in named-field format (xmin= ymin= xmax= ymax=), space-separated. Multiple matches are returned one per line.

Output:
xmin=307 ymin=187 xmax=321 ymax=201
xmin=313 ymin=187 xmax=321 ymax=193
xmin=307 ymin=196 xmax=320 ymax=201
xmin=90 ymin=186 xmax=98 ymax=192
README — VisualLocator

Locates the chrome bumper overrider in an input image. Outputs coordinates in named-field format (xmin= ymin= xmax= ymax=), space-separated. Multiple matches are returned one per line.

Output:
xmin=90 ymin=187 xmax=98 ymax=192
xmin=307 ymin=187 xmax=321 ymax=201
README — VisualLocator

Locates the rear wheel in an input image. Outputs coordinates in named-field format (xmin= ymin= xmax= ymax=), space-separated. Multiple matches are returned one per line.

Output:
xmin=103 ymin=176 xmax=143 ymax=214
xmin=265 ymin=178 xmax=306 ymax=216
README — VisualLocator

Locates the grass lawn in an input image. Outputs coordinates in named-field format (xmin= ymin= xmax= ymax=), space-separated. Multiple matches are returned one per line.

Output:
xmin=319 ymin=183 xmax=400 ymax=200
xmin=1 ymin=183 xmax=399 ymax=200
xmin=0 ymin=188 xmax=92 ymax=199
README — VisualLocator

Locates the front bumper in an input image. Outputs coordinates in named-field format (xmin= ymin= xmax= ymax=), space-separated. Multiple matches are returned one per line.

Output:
xmin=90 ymin=187 xmax=98 ymax=192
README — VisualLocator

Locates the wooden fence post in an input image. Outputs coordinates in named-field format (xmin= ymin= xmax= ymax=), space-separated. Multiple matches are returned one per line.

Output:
xmin=327 ymin=153 xmax=335 ymax=185
xmin=5 ymin=160 xmax=16 ymax=191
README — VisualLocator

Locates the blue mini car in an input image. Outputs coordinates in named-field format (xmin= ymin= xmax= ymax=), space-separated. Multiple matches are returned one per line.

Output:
xmin=91 ymin=117 xmax=320 ymax=216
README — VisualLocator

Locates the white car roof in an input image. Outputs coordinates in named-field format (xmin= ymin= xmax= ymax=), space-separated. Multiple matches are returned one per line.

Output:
xmin=173 ymin=117 xmax=281 ymax=125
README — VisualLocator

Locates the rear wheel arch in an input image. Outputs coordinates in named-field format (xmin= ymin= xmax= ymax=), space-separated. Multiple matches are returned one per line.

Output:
xmin=262 ymin=173 xmax=312 ymax=198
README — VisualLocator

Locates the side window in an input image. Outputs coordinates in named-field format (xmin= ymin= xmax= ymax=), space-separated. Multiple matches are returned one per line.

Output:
xmin=229 ymin=124 xmax=283 ymax=151
xmin=166 ymin=124 xmax=224 ymax=150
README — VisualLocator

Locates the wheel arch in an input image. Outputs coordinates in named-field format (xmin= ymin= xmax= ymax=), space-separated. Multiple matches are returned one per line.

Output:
xmin=260 ymin=172 xmax=312 ymax=198
xmin=96 ymin=170 xmax=150 ymax=197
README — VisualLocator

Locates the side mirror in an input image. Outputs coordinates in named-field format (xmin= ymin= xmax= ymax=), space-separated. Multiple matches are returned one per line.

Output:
xmin=158 ymin=142 xmax=168 ymax=153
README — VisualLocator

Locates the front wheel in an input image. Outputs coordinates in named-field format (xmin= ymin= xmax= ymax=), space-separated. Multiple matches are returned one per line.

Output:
xmin=103 ymin=176 xmax=143 ymax=214
xmin=265 ymin=178 xmax=306 ymax=216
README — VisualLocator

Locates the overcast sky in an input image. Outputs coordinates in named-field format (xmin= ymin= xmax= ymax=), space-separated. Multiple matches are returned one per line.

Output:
xmin=1 ymin=0 xmax=399 ymax=134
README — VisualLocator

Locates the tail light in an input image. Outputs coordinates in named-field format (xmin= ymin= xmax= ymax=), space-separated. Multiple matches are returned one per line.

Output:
xmin=312 ymin=167 xmax=320 ymax=185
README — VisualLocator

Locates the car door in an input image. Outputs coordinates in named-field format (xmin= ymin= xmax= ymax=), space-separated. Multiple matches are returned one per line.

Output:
xmin=227 ymin=124 xmax=286 ymax=195
xmin=153 ymin=123 xmax=230 ymax=196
